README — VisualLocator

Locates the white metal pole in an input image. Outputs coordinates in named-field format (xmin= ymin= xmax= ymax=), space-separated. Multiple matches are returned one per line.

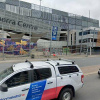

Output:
xmin=29 ymin=17 xmax=32 ymax=57
xmin=66 ymin=23 xmax=69 ymax=55
xmin=92 ymin=28 xmax=95 ymax=48
xmin=80 ymin=29 xmax=83 ymax=54
xmin=2 ymin=25 xmax=4 ymax=60
xmin=50 ymin=26 xmax=52 ymax=56
xmin=2 ymin=8 xmax=6 ymax=60
xmin=87 ymin=30 xmax=89 ymax=56
xmin=40 ymin=0 xmax=42 ymax=11
xmin=90 ymin=38 xmax=91 ymax=55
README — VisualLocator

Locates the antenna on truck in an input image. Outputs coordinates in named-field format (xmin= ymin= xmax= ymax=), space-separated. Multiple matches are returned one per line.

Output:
xmin=25 ymin=60 xmax=34 ymax=68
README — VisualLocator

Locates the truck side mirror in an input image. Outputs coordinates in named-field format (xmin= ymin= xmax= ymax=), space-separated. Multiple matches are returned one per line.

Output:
xmin=0 ymin=84 xmax=8 ymax=92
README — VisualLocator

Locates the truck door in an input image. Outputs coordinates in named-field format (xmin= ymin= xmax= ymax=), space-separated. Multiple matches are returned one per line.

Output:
xmin=31 ymin=67 xmax=56 ymax=100
xmin=0 ymin=70 xmax=31 ymax=100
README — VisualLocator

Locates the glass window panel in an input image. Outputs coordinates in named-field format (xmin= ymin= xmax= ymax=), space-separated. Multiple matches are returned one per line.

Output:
xmin=93 ymin=19 xmax=99 ymax=23
xmin=32 ymin=4 xmax=35 ymax=9
xmin=5 ymin=71 xmax=30 ymax=88
xmin=0 ymin=0 xmax=6 ymax=2
xmin=49 ymin=8 xmax=52 ymax=13
xmin=20 ymin=7 xmax=23 ymax=15
xmin=6 ymin=4 xmax=10 ymax=12
xmin=68 ymin=13 xmax=75 ymax=18
xmin=69 ymin=24 xmax=72 ymax=30
xmin=52 ymin=14 xmax=58 ymax=21
xmin=76 ymin=19 xmax=82 ymax=26
xmin=6 ymin=4 xmax=19 ymax=14
xmin=20 ymin=7 xmax=31 ymax=16
xmin=82 ymin=26 xmax=87 ymax=28
xmin=88 ymin=22 xmax=93 ymax=27
xmin=65 ymin=17 xmax=68 ymax=23
xmin=60 ymin=23 xmax=68 ymax=29
xmin=48 ymin=13 xmax=52 ymax=20
xmin=76 ymin=15 xmax=82 ymax=19
xmin=69 ymin=17 xmax=75 ymax=24
xmin=93 ymin=23 xmax=99 ymax=27
xmin=61 ymin=16 xmax=66 ymax=23
xmin=32 ymin=9 xmax=41 ymax=18
xmin=82 ymin=16 xmax=88 ymax=21
xmin=69 ymin=24 xmax=75 ymax=30
xmin=60 ymin=16 xmax=63 ymax=22
xmin=34 ymin=4 xmax=40 ymax=10
xmin=33 ymin=68 xmax=52 ymax=81
xmin=44 ymin=7 xmax=47 ymax=12
xmin=43 ymin=12 xmax=48 ymax=19
xmin=76 ymin=26 xmax=82 ymax=30
xmin=79 ymin=32 xmax=82 ymax=36
xmin=89 ymin=18 xmax=93 ymax=22
xmin=10 ymin=5 xmax=15 ymax=13
xmin=52 ymin=21 xmax=57 ymax=26
xmin=58 ymin=15 xmax=61 ymax=22
xmin=82 ymin=21 xmax=88 ymax=26
xmin=55 ymin=22 xmax=60 ymax=27
xmin=41 ymin=6 xmax=45 ymax=12
xmin=45 ymin=7 xmax=49 ymax=13
xmin=58 ymin=66 xmax=79 ymax=74
xmin=16 ymin=6 xmax=19 ymax=14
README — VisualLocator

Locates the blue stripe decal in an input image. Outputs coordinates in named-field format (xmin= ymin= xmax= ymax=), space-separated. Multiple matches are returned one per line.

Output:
xmin=26 ymin=80 xmax=46 ymax=100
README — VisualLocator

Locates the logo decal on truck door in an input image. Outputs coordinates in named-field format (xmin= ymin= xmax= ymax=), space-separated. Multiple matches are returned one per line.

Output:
xmin=26 ymin=80 xmax=46 ymax=100
xmin=0 ymin=94 xmax=23 ymax=100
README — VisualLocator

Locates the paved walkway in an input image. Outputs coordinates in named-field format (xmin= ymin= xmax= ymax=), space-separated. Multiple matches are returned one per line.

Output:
xmin=0 ymin=54 xmax=100 ymax=61
xmin=80 ymin=65 xmax=99 ymax=76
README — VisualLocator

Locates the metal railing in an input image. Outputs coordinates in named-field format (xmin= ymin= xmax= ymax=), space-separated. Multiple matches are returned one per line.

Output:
xmin=0 ymin=35 xmax=99 ymax=61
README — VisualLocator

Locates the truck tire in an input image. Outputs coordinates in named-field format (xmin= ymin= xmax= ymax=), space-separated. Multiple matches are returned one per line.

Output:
xmin=58 ymin=88 xmax=73 ymax=100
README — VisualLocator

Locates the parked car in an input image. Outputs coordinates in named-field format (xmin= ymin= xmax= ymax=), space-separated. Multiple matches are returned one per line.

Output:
xmin=98 ymin=69 xmax=100 ymax=77
xmin=0 ymin=59 xmax=84 ymax=100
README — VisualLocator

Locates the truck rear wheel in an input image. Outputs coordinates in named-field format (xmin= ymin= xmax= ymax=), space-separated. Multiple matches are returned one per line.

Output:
xmin=58 ymin=88 xmax=73 ymax=100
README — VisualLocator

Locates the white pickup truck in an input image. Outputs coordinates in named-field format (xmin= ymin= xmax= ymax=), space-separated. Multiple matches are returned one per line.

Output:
xmin=0 ymin=59 xmax=84 ymax=100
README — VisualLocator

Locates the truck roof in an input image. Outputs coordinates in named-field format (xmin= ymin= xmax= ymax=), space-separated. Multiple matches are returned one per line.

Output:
xmin=12 ymin=59 xmax=75 ymax=71
xmin=46 ymin=60 xmax=73 ymax=66
xmin=13 ymin=61 xmax=51 ymax=71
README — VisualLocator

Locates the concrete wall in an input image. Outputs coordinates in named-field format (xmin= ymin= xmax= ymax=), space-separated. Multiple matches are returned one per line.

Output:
xmin=37 ymin=39 xmax=67 ymax=48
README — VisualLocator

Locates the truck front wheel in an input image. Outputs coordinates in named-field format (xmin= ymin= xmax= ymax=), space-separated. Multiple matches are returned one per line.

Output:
xmin=58 ymin=88 xmax=73 ymax=100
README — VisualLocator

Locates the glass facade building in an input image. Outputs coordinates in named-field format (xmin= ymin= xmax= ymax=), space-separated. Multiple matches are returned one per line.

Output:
xmin=0 ymin=0 xmax=99 ymax=36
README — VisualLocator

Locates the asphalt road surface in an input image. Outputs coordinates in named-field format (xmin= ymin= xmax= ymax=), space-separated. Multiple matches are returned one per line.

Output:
xmin=73 ymin=74 xmax=100 ymax=100
xmin=70 ymin=56 xmax=100 ymax=67
xmin=0 ymin=57 xmax=100 ymax=100
xmin=0 ymin=56 xmax=100 ymax=69
xmin=53 ymin=74 xmax=100 ymax=100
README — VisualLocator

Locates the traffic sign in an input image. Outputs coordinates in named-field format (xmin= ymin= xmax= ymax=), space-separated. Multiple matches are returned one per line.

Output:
xmin=52 ymin=26 xmax=58 ymax=40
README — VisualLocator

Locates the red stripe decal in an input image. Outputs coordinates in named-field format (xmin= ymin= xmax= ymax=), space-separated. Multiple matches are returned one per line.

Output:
xmin=41 ymin=86 xmax=64 ymax=100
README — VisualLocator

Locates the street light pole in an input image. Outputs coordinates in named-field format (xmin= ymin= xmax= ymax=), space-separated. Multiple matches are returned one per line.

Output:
xmin=40 ymin=0 xmax=42 ymax=10
xmin=66 ymin=29 xmax=69 ymax=55
xmin=80 ymin=29 xmax=83 ymax=54
xmin=92 ymin=28 xmax=95 ymax=48
xmin=90 ymin=38 xmax=92 ymax=55
xmin=39 ymin=0 xmax=42 ymax=20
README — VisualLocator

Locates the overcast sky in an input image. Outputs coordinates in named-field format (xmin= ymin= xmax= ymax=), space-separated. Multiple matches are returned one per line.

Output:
xmin=22 ymin=0 xmax=100 ymax=23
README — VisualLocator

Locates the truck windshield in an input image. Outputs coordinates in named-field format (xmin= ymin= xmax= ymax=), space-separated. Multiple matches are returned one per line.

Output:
xmin=0 ymin=67 xmax=14 ymax=81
